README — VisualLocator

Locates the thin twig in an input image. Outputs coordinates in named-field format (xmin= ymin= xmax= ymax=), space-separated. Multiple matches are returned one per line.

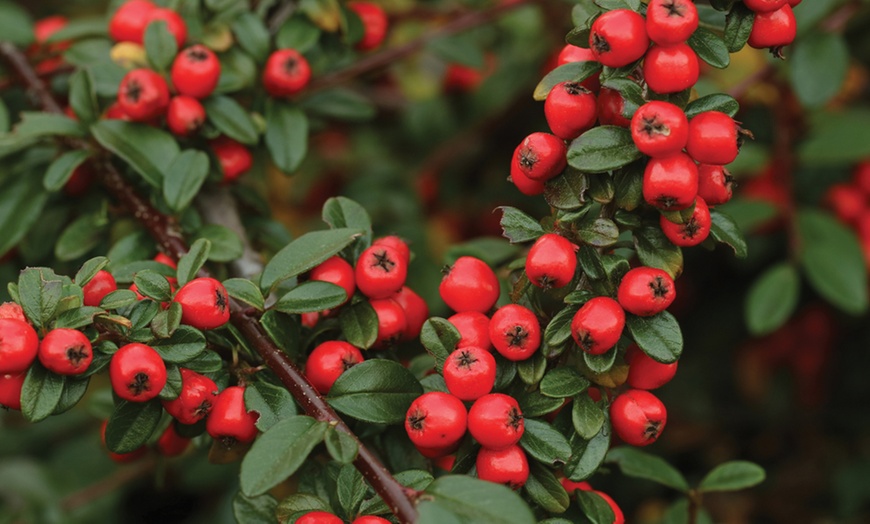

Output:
xmin=267 ymin=0 xmax=297 ymax=35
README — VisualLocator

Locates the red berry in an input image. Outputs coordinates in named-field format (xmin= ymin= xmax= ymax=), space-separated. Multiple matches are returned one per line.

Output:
xmin=117 ymin=69 xmax=170 ymax=122
xmin=207 ymin=386 xmax=259 ymax=445
xmin=745 ymin=0 xmax=788 ymax=11
xmin=156 ymin=423 xmax=191 ymax=456
xmin=660 ymin=197 xmax=712 ymax=247
xmin=391 ymin=286 xmax=429 ymax=341
xmin=109 ymin=343 xmax=167 ymax=402
xmin=82 ymin=270 xmax=118 ymax=307
xmin=610 ymin=389 xmax=667 ymax=446
xmin=826 ymin=184 xmax=866 ymax=225
xmin=544 ymin=82 xmax=597 ymax=141
xmin=443 ymin=346 xmax=496 ymax=401
xmin=643 ymin=43 xmax=700 ymax=94
xmin=489 ymin=305 xmax=540 ymax=362
xmin=697 ymin=164 xmax=734 ymax=206
xmin=310 ymin=256 xmax=355 ymax=305
xmin=788 ymin=0 xmax=801 ymax=5
xmin=476 ymin=445 xmax=529 ymax=489
xmin=626 ymin=346 xmax=678 ymax=390
xmin=162 ymin=368 xmax=218 ymax=425
xmin=643 ymin=153 xmax=699 ymax=211
xmin=555 ymin=45 xmax=600 ymax=92
xmin=434 ymin=453 xmax=457 ymax=471
xmin=349 ymin=2 xmax=389 ymax=51
xmin=440 ymin=256 xmax=500 ymax=313
xmin=155 ymin=252 xmax=178 ymax=269
xmin=630 ymin=101 xmax=689 ymax=158
xmin=597 ymin=87 xmax=632 ymax=127
xmin=0 ymin=302 xmax=26 ymax=323
xmin=173 ymin=277 xmax=230 ymax=330
xmin=65 ymin=163 xmax=95 ymax=197
xmin=33 ymin=16 xmax=68 ymax=45
xmin=468 ymin=393 xmax=524 ymax=449
xmin=355 ymin=245 xmax=408 ymax=299
xmin=211 ymin=136 xmax=253 ymax=183
xmin=510 ymin=161 xmax=546 ymax=196
xmin=296 ymin=512 xmax=343 ymax=524
xmin=589 ymin=9 xmax=649 ymax=67
xmin=512 ymin=132 xmax=567 ymax=182
xmin=373 ymin=235 xmax=411 ymax=266
xmin=591 ymin=491 xmax=625 ymax=523
xmin=38 ymin=328 xmax=93 ymax=375
xmin=560 ymin=478 xmax=592 ymax=493
xmin=405 ymin=392 xmax=467 ymax=448
xmin=571 ymin=297 xmax=625 ymax=355
xmin=263 ymin=49 xmax=311 ymax=97
xmin=0 ymin=372 xmax=25 ymax=410
xmin=448 ymin=311 xmax=492 ymax=351
xmin=0 ymin=318 xmax=39 ymax=375
xmin=146 ymin=8 xmax=187 ymax=49
xmin=854 ymin=162 xmax=870 ymax=196
xmin=109 ymin=0 xmax=157 ymax=44
xmin=525 ymin=233 xmax=577 ymax=289
xmin=166 ymin=96 xmax=205 ymax=137
xmin=171 ymin=45 xmax=220 ymax=99
xmin=305 ymin=340 xmax=364 ymax=394
xmin=101 ymin=420 xmax=148 ymax=463
xmin=370 ymin=298 xmax=407 ymax=348
xmin=415 ymin=441 xmax=461 ymax=459
xmin=687 ymin=111 xmax=740 ymax=165
xmin=617 ymin=267 xmax=676 ymax=317
xmin=352 ymin=516 xmax=391 ymax=524
xmin=645 ymin=0 xmax=699 ymax=45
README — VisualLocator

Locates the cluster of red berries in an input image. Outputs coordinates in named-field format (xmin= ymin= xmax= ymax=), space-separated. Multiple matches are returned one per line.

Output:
xmin=825 ymin=161 xmax=870 ymax=268
xmin=745 ymin=0 xmax=801 ymax=57
xmin=293 ymin=512 xmax=389 ymax=524
xmin=560 ymin=479 xmax=625 ymax=524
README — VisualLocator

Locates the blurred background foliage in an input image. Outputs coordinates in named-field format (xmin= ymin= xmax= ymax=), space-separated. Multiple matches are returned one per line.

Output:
xmin=2 ymin=0 xmax=870 ymax=522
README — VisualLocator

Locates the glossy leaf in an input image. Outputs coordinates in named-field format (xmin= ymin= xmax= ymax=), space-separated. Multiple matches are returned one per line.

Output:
xmin=567 ymin=126 xmax=642 ymax=173
xmin=626 ymin=312 xmax=683 ymax=364
xmin=699 ymin=460 xmax=765 ymax=492
xmin=261 ymin=228 xmax=363 ymax=292
xmin=327 ymin=359 xmax=423 ymax=424
xmin=745 ymin=263 xmax=799 ymax=336
xmin=605 ymin=446 xmax=689 ymax=492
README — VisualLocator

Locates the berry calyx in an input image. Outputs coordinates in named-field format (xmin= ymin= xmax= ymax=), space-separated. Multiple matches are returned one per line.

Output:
xmin=405 ymin=391 xmax=468 ymax=449
xmin=610 ymin=389 xmax=668 ymax=446
xmin=660 ymin=197 xmax=712 ymax=247
xmin=161 ymin=368 xmax=218 ymax=425
xmin=443 ymin=346 xmax=496 ymax=401
xmin=355 ymin=245 xmax=408 ymax=299
xmin=571 ymin=297 xmax=625 ymax=355
xmin=617 ymin=267 xmax=676 ymax=317
xmin=697 ymin=164 xmax=734 ymax=206
xmin=173 ymin=277 xmax=231 ymax=330
xmin=206 ymin=386 xmax=260 ymax=446
xmin=645 ymin=0 xmax=699 ymax=45
xmin=109 ymin=343 xmax=167 ymax=402
xmin=263 ymin=49 xmax=311 ymax=97
xmin=82 ymin=270 xmax=118 ymax=307
xmin=38 ymin=328 xmax=93 ymax=375
xmin=305 ymin=340 xmax=364 ymax=394
xmin=0 ymin=318 xmax=39 ymax=375
xmin=439 ymin=256 xmax=500 ymax=313
xmin=630 ymin=101 xmax=689 ymax=158
xmin=512 ymin=132 xmax=568 ymax=182
xmin=117 ymin=69 xmax=170 ymax=122
xmin=489 ymin=304 xmax=541 ymax=361
xmin=476 ymin=445 xmax=529 ymax=489
xmin=468 ymin=393 xmax=524 ymax=449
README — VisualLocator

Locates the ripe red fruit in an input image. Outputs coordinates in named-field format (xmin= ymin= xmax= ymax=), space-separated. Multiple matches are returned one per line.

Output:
xmin=0 ymin=302 xmax=26 ymax=323
xmin=109 ymin=343 xmax=167 ymax=402
xmin=687 ymin=111 xmax=740 ymax=165
xmin=555 ymin=45 xmax=600 ymax=92
xmin=443 ymin=347 xmax=496 ymax=401
xmin=697 ymin=164 xmax=734 ymax=206
xmin=405 ymin=392 xmax=467 ymax=448
xmin=591 ymin=491 xmax=625 ymax=524
xmin=626 ymin=346 xmax=678 ymax=390
xmin=748 ymin=5 xmax=796 ymax=53
xmin=146 ymin=8 xmax=187 ymax=49
xmin=157 ymin=423 xmax=191 ymax=456
xmin=597 ymin=87 xmax=631 ymax=127
xmin=643 ymin=153 xmax=699 ymax=211
xmin=826 ymin=184 xmax=866 ymax=225
xmin=468 ymin=393 xmax=524 ymax=449
xmin=617 ymin=267 xmax=676 ymax=317
xmin=589 ymin=9 xmax=649 ymax=68
xmin=101 ymin=420 xmax=148 ymax=463
xmin=352 ymin=516 xmax=391 ymax=524
xmin=207 ymin=386 xmax=260 ymax=445
xmin=510 ymin=161 xmax=546 ymax=196
xmin=38 ymin=328 xmax=93 ymax=375
xmin=349 ymin=2 xmax=389 ymax=51
xmin=745 ymin=0 xmax=788 ymax=11
xmin=476 ymin=445 xmax=529 ymax=489
xmin=391 ymin=286 xmax=429 ymax=341
xmin=560 ymin=478 xmax=592 ymax=493
xmin=171 ymin=45 xmax=220 ymax=99
xmin=263 ymin=49 xmax=311 ymax=97
xmin=117 ymin=69 xmax=170 ymax=122
xmin=489 ymin=305 xmax=540 ymax=362
xmin=0 ymin=372 xmax=25 ymax=410
xmin=544 ymin=82 xmax=598 ymax=141
xmin=571 ymin=297 xmax=625 ymax=355
xmin=415 ymin=440 xmax=461 ymax=459
xmin=109 ymin=0 xmax=157 ymax=44
xmin=310 ymin=256 xmax=355 ymax=305
xmin=610 ymin=389 xmax=667 ymax=446
xmin=296 ymin=512 xmax=343 ymax=524
xmin=0 ymin=318 xmax=39 ymax=375
xmin=448 ymin=311 xmax=492 ymax=351
xmin=162 ymin=368 xmax=218 ymax=425
xmin=305 ymin=341 xmax=364 ymax=394
xmin=355 ymin=245 xmax=408 ymax=299
xmin=525 ymin=233 xmax=577 ymax=289
xmin=82 ymin=270 xmax=118 ymax=307
xmin=211 ymin=136 xmax=253 ymax=183
xmin=173 ymin=277 xmax=230 ymax=330
xmin=512 ymin=132 xmax=567 ymax=182
xmin=440 ymin=256 xmax=500 ymax=313
xmin=643 ymin=43 xmax=700 ymax=94
xmin=370 ymin=298 xmax=407 ymax=348
xmin=155 ymin=252 xmax=177 ymax=269
xmin=166 ymin=96 xmax=205 ymax=137
xmin=373 ymin=236 xmax=411 ymax=266
xmin=630 ymin=101 xmax=689 ymax=158
xmin=660 ymin=197 xmax=712 ymax=247
xmin=645 ymin=0 xmax=699 ymax=45
xmin=854 ymin=162 xmax=870 ymax=196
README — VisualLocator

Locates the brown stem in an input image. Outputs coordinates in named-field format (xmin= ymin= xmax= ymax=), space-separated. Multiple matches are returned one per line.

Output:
xmin=0 ymin=40 xmax=418 ymax=524
xmin=267 ymin=0 xmax=297 ymax=35
xmin=687 ymin=489 xmax=701 ymax=524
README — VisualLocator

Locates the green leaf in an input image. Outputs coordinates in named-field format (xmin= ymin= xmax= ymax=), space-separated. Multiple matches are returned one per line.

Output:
xmin=699 ymin=460 xmax=765 ymax=492
xmin=517 ymin=351 xmax=546 ymax=386
xmin=324 ymin=427 xmax=359 ymax=464
xmin=420 ymin=317 xmax=461 ymax=372
xmin=791 ymin=32 xmax=848 ymax=108
xmin=245 ymin=380 xmax=298 ymax=432
xmin=276 ymin=16 xmax=321 ymax=53
xmin=18 ymin=268 xmax=63 ymax=330
xmin=0 ymin=175 xmax=49 ymax=257
xmin=91 ymin=120 xmax=180 ymax=187
xmin=224 ymin=278 xmax=265 ymax=311
xmin=799 ymin=109 xmax=870 ymax=167
xmin=302 ymin=89 xmax=376 ymax=122
xmin=52 ymin=376 xmax=90 ymax=415
xmin=233 ymin=492 xmax=278 ymax=524
xmin=634 ymin=227 xmax=683 ymax=279
xmin=153 ymin=326 xmax=207 ymax=363
xmin=626 ymin=312 xmax=682 ymax=364
xmin=339 ymin=300 xmax=379 ymax=349
xmin=204 ymin=96 xmax=259 ymax=145
xmin=105 ymin=399 xmax=163 ymax=453
xmin=520 ymin=418 xmax=572 ymax=466
xmin=417 ymin=501 xmax=463 ymax=524
xmin=327 ymin=359 xmax=423 ymax=424
xmin=745 ymin=263 xmax=799 ymax=336
xmin=564 ymin=421 xmax=610 ymax=481
xmin=544 ymin=170 xmax=588 ymax=210
xmin=216 ymin=47 xmax=257 ymax=94
xmin=232 ymin=12 xmax=270 ymax=62
xmin=55 ymin=214 xmax=106 ymax=261
xmin=151 ymin=302 xmax=182 ymax=338
xmin=798 ymin=209 xmax=868 ymax=314
xmin=567 ymin=126 xmax=642 ymax=174
xmin=576 ymin=218 xmax=619 ymax=248
xmin=605 ymin=446 xmax=689 ymax=491
xmin=525 ymin=462 xmax=570 ymax=514
xmin=359 ymin=470 xmax=434 ymax=516
xmin=144 ymin=20 xmax=178 ymax=70
xmin=21 ymin=363 xmax=65 ymax=423
xmin=572 ymin=394 xmax=605 ymax=440
xmin=193 ymin=225 xmax=244 ymax=263
xmin=163 ymin=150 xmax=210 ymax=212
xmin=240 ymin=415 xmax=328 ymax=496
xmin=540 ymin=367 xmax=589 ymax=398
xmin=0 ymin=0 xmax=33 ymax=45
xmin=322 ymin=196 xmax=372 ymax=235
xmin=576 ymin=490 xmax=617 ymax=524
xmin=276 ymin=494 xmax=331 ymax=522
xmin=613 ymin=163 xmax=644 ymax=211
xmin=176 ymin=238 xmax=210 ymax=287
xmin=261 ymin=228 xmax=363 ymax=292
xmin=54 ymin=306 xmax=106 ymax=330
xmin=688 ymin=27 xmax=730 ymax=69
xmin=260 ymin=310 xmax=302 ymax=359
xmin=74 ymin=257 xmax=109 ymax=287
xmin=427 ymin=34 xmax=484 ymax=68
xmin=710 ymin=210 xmax=748 ymax=258
xmin=533 ymin=61 xmax=602 ymax=101
xmin=498 ymin=206 xmax=544 ymax=244
xmin=69 ymin=69 xmax=99 ymax=124
xmin=723 ymin=5 xmax=754 ymax=52
xmin=100 ymin=289 xmax=139 ymax=310
xmin=421 ymin=476 xmax=535 ymax=524
xmin=336 ymin=464 xmax=367 ymax=519
xmin=273 ymin=281 xmax=348 ymax=314
xmin=685 ymin=94 xmax=739 ymax=119
xmin=14 ymin=112 xmax=86 ymax=139
xmin=43 ymin=150 xmax=90 ymax=192
xmin=266 ymin=101 xmax=309 ymax=174
xmin=133 ymin=270 xmax=172 ymax=302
